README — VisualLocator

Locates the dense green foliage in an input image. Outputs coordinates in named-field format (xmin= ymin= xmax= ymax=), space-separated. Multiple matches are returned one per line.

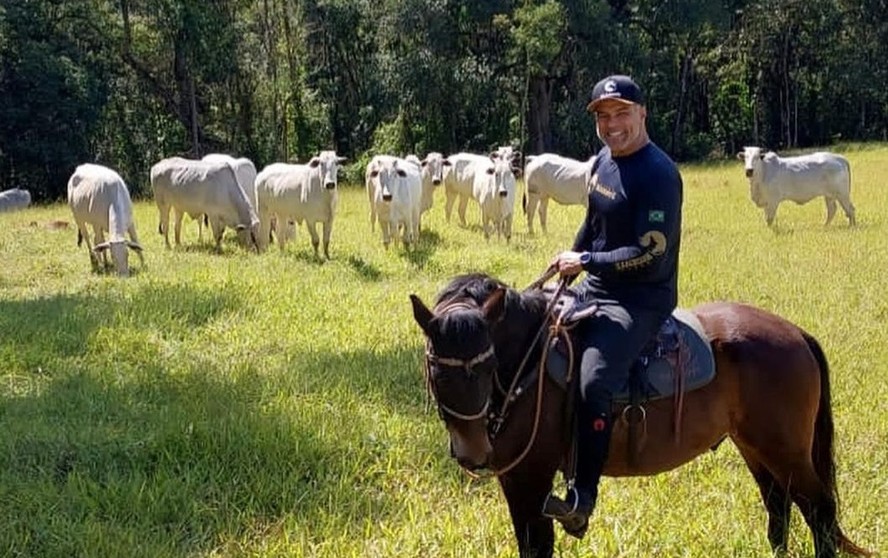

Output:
xmin=1 ymin=0 xmax=887 ymax=200
xmin=0 ymin=147 xmax=885 ymax=557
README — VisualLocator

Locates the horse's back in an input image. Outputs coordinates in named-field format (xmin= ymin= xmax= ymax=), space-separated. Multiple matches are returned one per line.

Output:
xmin=691 ymin=300 xmax=822 ymax=427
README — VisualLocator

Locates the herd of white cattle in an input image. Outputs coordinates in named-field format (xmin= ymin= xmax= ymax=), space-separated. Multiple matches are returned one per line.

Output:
xmin=0 ymin=145 xmax=858 ymax=276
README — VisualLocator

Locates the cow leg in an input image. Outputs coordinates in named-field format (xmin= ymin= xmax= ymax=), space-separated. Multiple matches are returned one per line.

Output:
xmin=321 ymin=220 xmax=332 ymax=259
xmin=306 ymin=221 xmax=321 ymax=258
xmin=444 ymin=191 xmax=456 ymax=223
xmin=539 ymin=197 xmax=550 ymax=234
xmin=209 ymin=217 xmax=225 ymax=252
xmin=94 ymin=228 xmax=110 ymax=269
xmin=838 ymin=197 xmax=856 ymax=226
xmin=765 ymin=203 xmax=778 ymax=227
xmin=525 ymin=192 xmax=539 ymax=234
xmin=457 ymin=195 xmax=469 ymax=227
xmin=277 ymin=216 xmax=288 ymax=251
xmin=504 ymin=214 xmax=513 ymax=243
xmin=79 ymin=224 xmax=99 ymax=270
xmin=173 ymin=209 xmax=185 ymax=246
xmin=824 ymin=197 xmax=837 ymax=226
xmin=257 ymin=210 xmax=271 ymax=252
xmin=380 ymin=220 xmax=391 ymax=248
xmin=157 ymin=203 xmax=171 ymax=249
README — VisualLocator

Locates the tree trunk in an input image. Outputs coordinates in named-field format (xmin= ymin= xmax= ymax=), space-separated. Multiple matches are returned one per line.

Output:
xmin=527 ymin=75 xmax=552 ymax=154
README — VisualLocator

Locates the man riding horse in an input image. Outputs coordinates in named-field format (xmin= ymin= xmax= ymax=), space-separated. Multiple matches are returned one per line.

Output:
xmin=543 ymin=74 xmax=684 ymax=537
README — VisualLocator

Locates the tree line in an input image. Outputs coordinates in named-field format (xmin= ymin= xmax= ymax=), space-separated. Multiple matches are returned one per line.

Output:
xmin=1 ymin=0 xmax=886 ymax=201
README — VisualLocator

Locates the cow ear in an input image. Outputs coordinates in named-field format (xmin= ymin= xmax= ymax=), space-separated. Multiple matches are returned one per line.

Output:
xmin=488 ymin=151 xmax=499 ymax=160
xmin=420 ymin=159 xmax=428 ymax=167
xmin=370 ymin=170 xmax=379 ymax=178
xmin=512 ymin=150 xmax=522 ymax=160
xmin=481 ymin=287 xmax=506 ymax=322
xmin=442 ymin=159 xmax=452 ymax=167
xmin=410 ymin=294 xmax=434 ymax=335
xmin=308 ymin=157 xmax=320 ymax=168
xmin=736 ymin=152 xmax=745 ymax=160
xmin=336 ymin=156 xmax=347 ymax=163
xmin=486 ymin=167 xmax=495 ymax=175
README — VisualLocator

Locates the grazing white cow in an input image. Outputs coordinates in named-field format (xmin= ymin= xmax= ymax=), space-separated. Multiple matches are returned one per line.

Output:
xmin=365 ymin=155 xmax=423 ymax=248
xmin=255 ymin=150 xmax=345 ymax=258
xmin=0 ymin=188 xmax=31 ymax=212
xmin=523 ymin=153 xmax=595 ymax=234
xmin=67 ymin=164 xmax=143 ymax=276
xmin=150 ymin=157 xmax=260 ymax=251
xmin=472 ymin=156 xmax=517 ymax=241
xmin=443 ymin=152 xmax=493 ymax=226
xmin=738 ymin=147 xmax=855 ymax=226
xmin=202 ymin=154 xmax=258 ymax=210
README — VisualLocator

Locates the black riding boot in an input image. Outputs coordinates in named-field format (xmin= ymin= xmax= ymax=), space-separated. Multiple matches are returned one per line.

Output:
xmin=543 ymin=408 xmax=613 ymax=538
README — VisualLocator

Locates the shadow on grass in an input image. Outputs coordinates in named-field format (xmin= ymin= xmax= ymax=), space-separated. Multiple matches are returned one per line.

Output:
xmin=346 ymin=255 xmax=384 ymax=281
xmin=0 ymin=282 xmax=243 ymax=370
xmin=0 ymin=344 xmax=435 ymax=557
xmin=403 ymin=229 xmax=443 ymax=268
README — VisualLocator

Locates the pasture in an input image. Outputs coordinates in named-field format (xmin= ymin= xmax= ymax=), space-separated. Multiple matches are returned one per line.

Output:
xmin=1 ymin=146 xmax=886 ymax=557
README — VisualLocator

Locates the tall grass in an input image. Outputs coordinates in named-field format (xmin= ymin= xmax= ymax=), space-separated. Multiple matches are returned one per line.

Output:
xmin=1 ymin=149 xmax=885 ymax=557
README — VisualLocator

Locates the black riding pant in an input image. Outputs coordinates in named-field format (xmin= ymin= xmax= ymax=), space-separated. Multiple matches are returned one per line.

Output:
xmin=573 ymin=295 xmax=671 ymax=489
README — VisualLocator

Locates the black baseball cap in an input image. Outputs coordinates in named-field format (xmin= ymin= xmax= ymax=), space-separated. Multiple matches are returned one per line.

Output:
xmin=587 ymin=75 xmax=645 ymax=111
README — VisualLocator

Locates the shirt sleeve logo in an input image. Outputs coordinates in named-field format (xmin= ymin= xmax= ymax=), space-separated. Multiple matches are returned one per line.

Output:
xmin=648 ymin=210 xmax=665 ymax=223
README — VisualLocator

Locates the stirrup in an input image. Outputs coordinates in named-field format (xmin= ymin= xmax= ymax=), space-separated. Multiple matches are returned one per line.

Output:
xmin=541 ymin=486 xmax=589 ymax=539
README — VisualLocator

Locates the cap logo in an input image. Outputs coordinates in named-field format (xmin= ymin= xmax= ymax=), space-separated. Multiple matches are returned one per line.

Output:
xmin=604 ymin=80 xmax=617 ymax=93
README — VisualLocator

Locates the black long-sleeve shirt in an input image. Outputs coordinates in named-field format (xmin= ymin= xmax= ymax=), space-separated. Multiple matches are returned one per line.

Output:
xmin=572 ymin=142 xmax=683 ymax=312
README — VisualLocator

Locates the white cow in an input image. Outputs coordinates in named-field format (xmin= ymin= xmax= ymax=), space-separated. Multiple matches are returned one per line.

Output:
xmin=202 ymin=154 xmax=258 ymax=210
xmin=443 ymin=152 xmax=494 ymax=226
xmin=523 ymin=153 xmax=595 ymax=234
xmin=365 ymin=155 xmax=423 ymax=248
xmin=738 ymin=147 xmax=855 ymax=226
xmin=472 ymin=156 xmax=517 ymax=241
xmin=150 ymin=157 xmax=260 ymax=251
xmin=255 ymin=150 xmax=345 ymax=258
xmin=417 ymin=152 xmax=448 ymax=230
xmin=0 ymin=188 xmax=31 ymax=212
xmin=67 ymin=164 xmax=143 ymax=276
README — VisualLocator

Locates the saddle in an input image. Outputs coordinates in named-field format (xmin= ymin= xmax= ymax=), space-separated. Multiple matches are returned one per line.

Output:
xmin=543 ymin=287 xmax=716 ymax=405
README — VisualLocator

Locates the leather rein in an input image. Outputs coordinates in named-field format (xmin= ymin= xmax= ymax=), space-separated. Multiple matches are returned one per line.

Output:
xmin=423 ymin=266 xmax=575 ymax=477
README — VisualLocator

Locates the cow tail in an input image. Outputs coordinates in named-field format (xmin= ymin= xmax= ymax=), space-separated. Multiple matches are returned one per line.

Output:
xmin=522 ymin=192 xmax=527 ymax=214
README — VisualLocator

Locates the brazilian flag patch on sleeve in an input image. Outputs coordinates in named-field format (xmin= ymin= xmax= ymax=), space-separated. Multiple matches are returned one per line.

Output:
xmin=648 ymin=210 xmax=665 ymax=223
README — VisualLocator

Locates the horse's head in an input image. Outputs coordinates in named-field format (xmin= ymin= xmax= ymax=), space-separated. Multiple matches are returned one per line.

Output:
xmin=410 ymin=285 xmax=507 ymax=471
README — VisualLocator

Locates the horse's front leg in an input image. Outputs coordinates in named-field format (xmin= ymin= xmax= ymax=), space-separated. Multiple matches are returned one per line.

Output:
xmin=499 ymin=473 xmax=557 ymax=558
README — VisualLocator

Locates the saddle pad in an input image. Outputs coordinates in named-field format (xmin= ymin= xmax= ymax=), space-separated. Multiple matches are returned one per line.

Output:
xmin=546 ymin=308 xmax=716 ymax=402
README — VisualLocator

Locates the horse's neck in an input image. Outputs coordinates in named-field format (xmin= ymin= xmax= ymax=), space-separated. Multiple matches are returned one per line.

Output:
xmin=493 ymin=292 xmax=548 ymax=380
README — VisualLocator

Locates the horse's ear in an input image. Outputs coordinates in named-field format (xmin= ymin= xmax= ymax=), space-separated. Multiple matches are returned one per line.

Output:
xmin=481 ymin=287 xmax=506 ymax=322
xmin=410 ymin=294 xmax=434 ymax=334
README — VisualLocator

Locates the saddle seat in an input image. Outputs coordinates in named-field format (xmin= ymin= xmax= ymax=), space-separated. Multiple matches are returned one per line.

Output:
xmin=543 ymin=287 xmax=716 ymax=403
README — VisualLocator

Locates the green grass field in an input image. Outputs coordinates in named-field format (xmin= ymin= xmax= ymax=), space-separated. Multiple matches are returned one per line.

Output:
xmin=1 ymin=146 xmax=886 ymax=557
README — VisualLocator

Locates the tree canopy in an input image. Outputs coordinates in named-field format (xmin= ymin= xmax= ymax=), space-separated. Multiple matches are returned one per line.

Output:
xmin=2 ymin=0 xmax=886 ymax=199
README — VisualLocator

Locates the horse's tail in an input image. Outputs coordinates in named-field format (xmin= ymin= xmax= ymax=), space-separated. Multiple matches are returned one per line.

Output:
xmin=802 ymin=331 xmax=873 ymax=557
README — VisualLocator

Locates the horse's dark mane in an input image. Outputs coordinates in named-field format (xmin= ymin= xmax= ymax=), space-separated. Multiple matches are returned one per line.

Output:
xmin=434 ymin=273 xmax=548 ymax=318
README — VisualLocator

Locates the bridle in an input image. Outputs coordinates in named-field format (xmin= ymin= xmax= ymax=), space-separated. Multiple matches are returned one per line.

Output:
xmin=423 ymin=300 xmax=497 ymax=422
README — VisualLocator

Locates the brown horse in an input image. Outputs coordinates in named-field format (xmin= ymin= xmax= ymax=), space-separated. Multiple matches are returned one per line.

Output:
xmin=410 ymin=273 xmax=871 ymax=558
